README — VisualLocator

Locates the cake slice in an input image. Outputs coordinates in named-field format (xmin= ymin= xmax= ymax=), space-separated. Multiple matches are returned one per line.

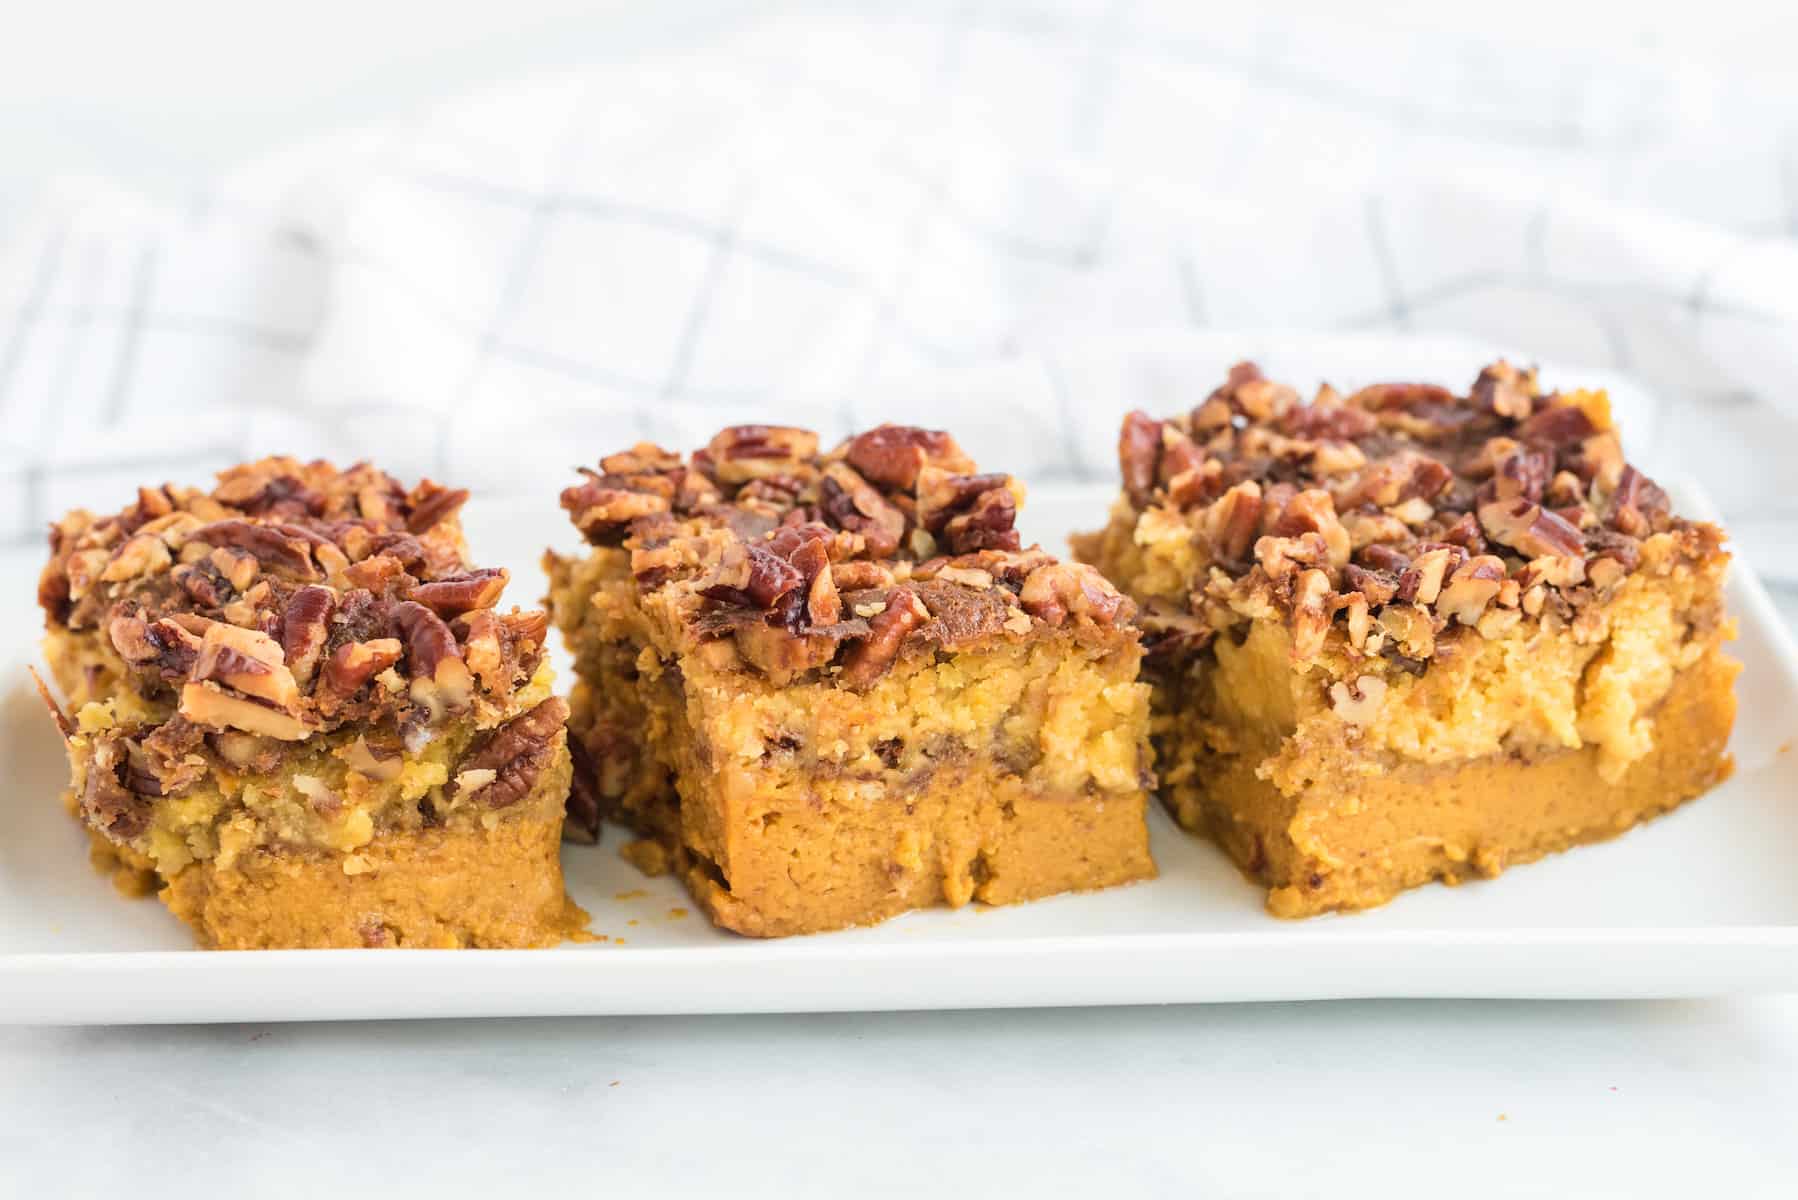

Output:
xmin=37 ymin=457 xmax=581 ymax=948
xmin=1075 ymin=362 xmax=1737 ymax=917
xmin=546 ymin=425 xmax=1154 ymax=936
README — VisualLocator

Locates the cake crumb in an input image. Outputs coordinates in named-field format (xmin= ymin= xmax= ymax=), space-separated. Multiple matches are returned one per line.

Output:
xmin=668 ymin=907 xmax=689 ymax=920
xmin=614 ymin=889 xmax=648 ymax=901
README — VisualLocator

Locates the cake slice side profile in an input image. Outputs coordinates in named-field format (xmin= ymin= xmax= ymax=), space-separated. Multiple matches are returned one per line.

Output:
xmin=547 ymin=426 xmax=1155 ymax=937
xmin=1075 ymin=362 xmax=1736 ymax=918
xmin=37 ymin=457 xmax=582 ymax=948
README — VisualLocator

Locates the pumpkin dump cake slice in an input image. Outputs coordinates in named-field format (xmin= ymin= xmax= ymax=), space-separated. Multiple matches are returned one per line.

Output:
xmin=1074 ymin=362 xmax=1737 ymax=918
xmin=36 ymin=457 xmax=581 ymax=948
xmin=546 ymin=425 xmax=1155 ymax=936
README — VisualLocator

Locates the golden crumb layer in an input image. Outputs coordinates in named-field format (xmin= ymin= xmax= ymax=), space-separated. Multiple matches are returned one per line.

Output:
xmin=60 ymin=663 xmax=560 ymax=875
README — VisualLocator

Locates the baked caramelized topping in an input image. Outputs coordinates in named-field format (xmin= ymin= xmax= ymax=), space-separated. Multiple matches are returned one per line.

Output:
xmin=1115 ymin=361 xmax=1722 ymax=666
xmin=40 ymin=457 xmax=549 ymax=741
xmin=562 ymin=425 xmax=1132 ymax=688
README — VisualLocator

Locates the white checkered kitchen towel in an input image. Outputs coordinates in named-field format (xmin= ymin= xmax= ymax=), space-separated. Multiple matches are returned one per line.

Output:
xmin=2 ymin=3 xmax=1796 ymax=582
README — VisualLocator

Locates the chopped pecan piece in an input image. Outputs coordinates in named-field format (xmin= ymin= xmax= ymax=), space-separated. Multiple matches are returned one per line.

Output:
xmin=406 ymin=482 xmax=469 ymax=533
xmin=702 ymin=542 xmax=804 ymax=612
xmin=1395 ymin=547 xmax=1459 ymax=606
xmin=409 ymin=568 xmax=509 ymax=617
xmin=1202 ymin=481 xmax=1264 ymax=566
xmin=916 ymin=469 xmax=1023 ymax=555
xmin=192 ymin=622 xmax=300 ymax=709
xmin=108 ymin=610 xmax=201 ymax=677
xmin=1346 ymin=381 xmax=1458 ymax=412
xmin=600 ymin=444 xmax=683 ymax=476
xmin=840 ymin=587 xmax=930 ymax=689
xmin=1435 ymin=555 xmax=1506 ymax=626
xmin=1204 ymin=361 xmax=1297 ymax=422
xmin=1118 ymin=411 xmax=1165 ymax=507
xmin=280 ymin=585 xmax=336 ymax=687
xmin=1017 ymin=562 xmax=1127 ymax=627
xmin=1492 ymin=449 xmax=1553 ymax=502
xmin=1470 ymin=360 xmax=1535 ymax=420
xmin=190 ymin=521 xmax=319 ymax=580
xmin=1606 ymin=465 xmax=1670 ymax=538
xmin=1477 ymin=497 xmax=1584 ymax=558
xmin=319 ymin=638 xmax=404 ymax=707
xmin=391 ymin=601 xmax=474 ymax=715
xmin=1517 ymin=403 xmax=1595 ymax=447
xmin=1290 ymin=569 xmax=1334 ymax=661
xmin=561 ymin=478 xmax=671 ymax=545
xmin=831 ymin=560 xmax=895 ymax=591
xmin=842 ymin=425 xmax=973 ymax=490
xmin=1270 ymin=489 xmax=1350 ymax=568
xmin=179 ymin=682 xmax=310 ymax=740
xmin=455 ymin=696 xmax=569 ymax=809
xmin=819 ymin=463 xmax=906 ymax=558
xmin=708 ymin=425 xmax=819 ymax=484
xmin=1342 ymin=563 xmax=1399 ymax=607
xmin=100 ymin=533 xmax=173 ymax=583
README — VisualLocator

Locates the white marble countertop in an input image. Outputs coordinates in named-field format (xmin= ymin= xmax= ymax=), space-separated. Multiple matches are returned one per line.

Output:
xmin=6 ymin=999 xmax=1797 ymax=1194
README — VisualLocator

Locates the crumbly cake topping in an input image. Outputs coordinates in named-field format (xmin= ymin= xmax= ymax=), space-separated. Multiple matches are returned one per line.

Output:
xmin=40 ymin=456 xmax=550 ymax=745
xmin=1112 ymin=361 xmax=1723 ymax=668
xmin=561 ymin=425 xmax=1132 ymax=687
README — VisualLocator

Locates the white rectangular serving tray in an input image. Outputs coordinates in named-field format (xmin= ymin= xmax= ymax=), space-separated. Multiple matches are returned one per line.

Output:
xmin=3 ymin=388 xmax=1796 ymax=1023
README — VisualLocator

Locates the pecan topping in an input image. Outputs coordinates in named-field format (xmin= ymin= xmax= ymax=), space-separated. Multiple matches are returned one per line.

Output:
xmin=842 ymin=425 xmax=973 ymax=490
xmin=1395 ymin=547 xmax=1459 ymax=606
xmin=1606 ymin=465 xmax=1669 ymax=538
xmin=1470 ymin=360 xmax=1535 ymax=420
xmin=44 ymin=456 xmax=538 ymax=747
xmin=708 ymin=426 xmax=819 ymax=484
xmin=191 ymin=622 xmax=300 ymax=710
xmin=1018 ymin=563 xmax=1127 ymax=627
xmin=1517 ymin=403 xmax=1595 ymax=447
xmin=819 ymin=463 xmax=905 ymax=558
xmin=409 ymin=568 xmax=508 ymax=617
xmin=100 ymin=533 xmax=172 ymax=584
xmin=1100 ymin=359 xmax=1717 ymax=674
xmin=561 ymin=477 xmax=672 ymax=545
xmin=1118 ymin=411 xmax=1165 ymax=507
xmin=391 ymin=601 xmax=473 ymax=713
xmin=178 ymin=683 xmax=309 ymax=740
xmin=702 ymin=542 xmax=804 ymax=612
xmin=841 ymin=587 xmax=930 ymax=689
xmin=1290 ymin=569 xmax=1334 ymax=661
xmin=1477 ymin=498 xmax=1584 ymax=558
xmin=405 ymin=482 xmax=469 ymax=533
xmin=1435 ymin=555 xmax=1506 ymax=625
xmin=455 ymin=696 xmax=568 ymax=809
xmin=916 ymin=469 xmax=1023 ymax=555
xmin=189 ymin=520 xmax=322 ymax=580
xmin=319 ymin=638 xmax=404 ymax=706
xmin=280 ymin=585 xmax=336 ymax=686
xmin=1202 ymin=482 xmax=1264 ymax=566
